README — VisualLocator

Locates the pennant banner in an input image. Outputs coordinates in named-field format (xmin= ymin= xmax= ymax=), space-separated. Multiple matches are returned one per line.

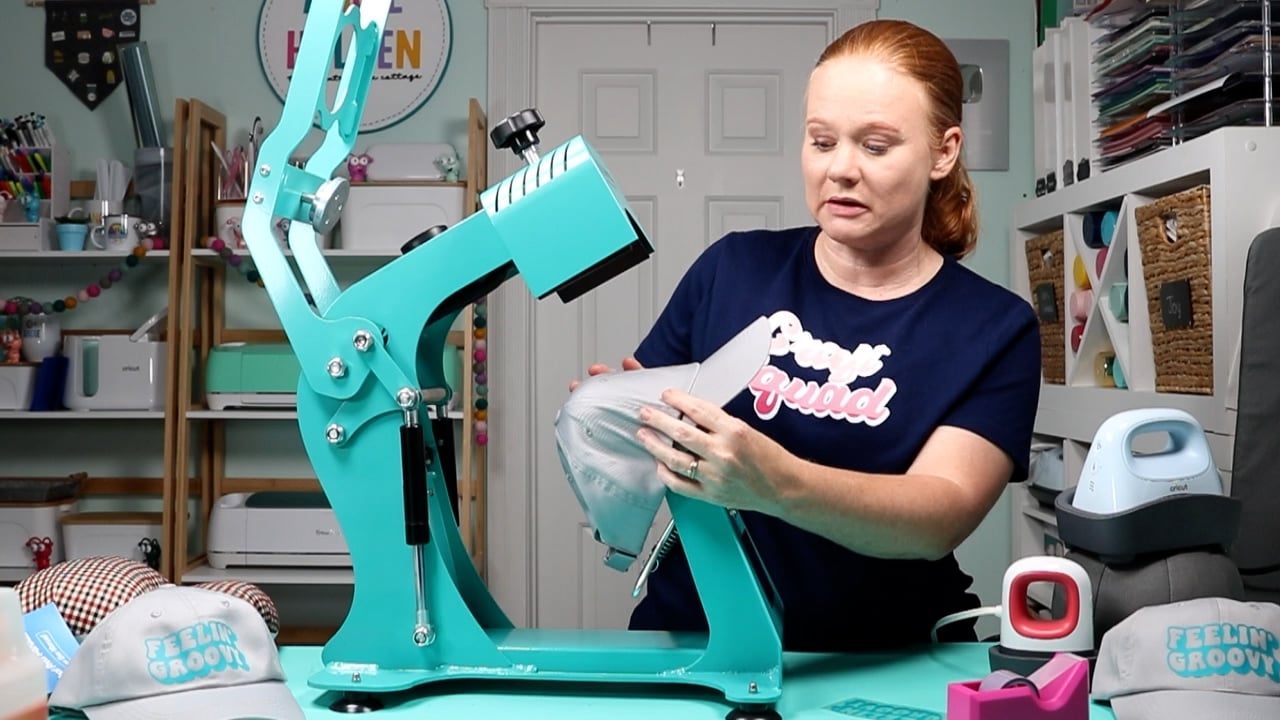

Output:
xmin=45 ymin=1 xmax=142 ymax=111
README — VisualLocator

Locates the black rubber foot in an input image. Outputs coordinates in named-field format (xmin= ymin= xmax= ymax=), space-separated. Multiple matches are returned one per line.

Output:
xmin=330 ymin=692 xmax=384 ymax=713
xmin=726 ymin=705 xmax=781 ymax=720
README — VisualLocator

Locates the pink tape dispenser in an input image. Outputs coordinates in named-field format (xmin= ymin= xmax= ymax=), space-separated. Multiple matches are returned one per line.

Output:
xmin=946 ymin=652 xmax=1091 ymax=720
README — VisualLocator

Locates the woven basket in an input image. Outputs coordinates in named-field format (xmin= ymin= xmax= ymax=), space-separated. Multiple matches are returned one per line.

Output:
xmin=1025 ymin=229 xmax=1065 ymax=384
xmin=1135 ymin=185 xmax=1213 ymax=394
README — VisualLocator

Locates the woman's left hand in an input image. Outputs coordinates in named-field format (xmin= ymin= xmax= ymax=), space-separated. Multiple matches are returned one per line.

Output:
xmin=636 ymin=388 xmax=798 ymax=515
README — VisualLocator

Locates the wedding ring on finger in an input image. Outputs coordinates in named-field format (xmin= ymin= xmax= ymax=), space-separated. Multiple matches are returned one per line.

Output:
xmin=687 ymin=457 xmax=700 ymax=480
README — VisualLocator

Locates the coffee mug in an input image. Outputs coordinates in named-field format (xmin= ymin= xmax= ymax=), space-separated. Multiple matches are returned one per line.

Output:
xmin=90 ymin=214 xmax=140 ymax=251
xmin=215 ymin=200 xmax=246 ymax=249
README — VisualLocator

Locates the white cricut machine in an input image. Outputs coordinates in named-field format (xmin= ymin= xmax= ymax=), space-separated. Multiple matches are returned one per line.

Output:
xmin=207 ymin=491 xmax=350 ymax=568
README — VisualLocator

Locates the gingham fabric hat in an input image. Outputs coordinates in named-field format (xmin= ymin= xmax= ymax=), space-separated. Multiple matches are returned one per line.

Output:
xmin=192 ymin=580 xmax=281 ymax=636
xmin=16 ymin=555 xmax=166 ymax=637
xmin=49 ymin=585 xmax=303 ymax=720
xmin=1092 ymin=596 xmax=1280 ymax=719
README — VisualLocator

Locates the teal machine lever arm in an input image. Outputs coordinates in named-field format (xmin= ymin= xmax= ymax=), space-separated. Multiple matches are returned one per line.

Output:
xmin=240 ymin=2 xmax=786 ymax=718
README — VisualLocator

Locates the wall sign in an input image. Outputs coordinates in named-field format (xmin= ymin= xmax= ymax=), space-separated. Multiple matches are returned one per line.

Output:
xmin=257 ymin=0 xmax=452 ymax=132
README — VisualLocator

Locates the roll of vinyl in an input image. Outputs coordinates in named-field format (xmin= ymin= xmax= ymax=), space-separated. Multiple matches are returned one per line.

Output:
xmin=1082 ymin=212 xmax=1105 ymax=249
xmin=1096 ymin=246 xmax=1108 ymax=278
xmin=1073 ymin=255 xmax=1090 ymax=288
xmin=979 ymin=669 xmax=1039 ymax=695
xmin=1113 ymin=356 xmax=1128 ymax=389
xmin=1070 ymin=288 xmax=1093 ymax=322
xmin=1071 ymin=323 xmax=1084 ymax=353
xmin=119 ymin=42 xmax=165 ymax=148
xmin=1109 ymin=282 xmax=1129 ymax=323
xmin=1101 ymin=209 xmax=1118 ymax=247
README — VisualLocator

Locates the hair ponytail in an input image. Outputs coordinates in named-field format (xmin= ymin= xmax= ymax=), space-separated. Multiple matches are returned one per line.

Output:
xmin=924 ymin=161 xmax=978 ymax=258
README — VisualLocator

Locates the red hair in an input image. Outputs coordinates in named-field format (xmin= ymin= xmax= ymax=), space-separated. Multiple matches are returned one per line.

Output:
xmin=817 ymin=20 xmax=978 ymax=258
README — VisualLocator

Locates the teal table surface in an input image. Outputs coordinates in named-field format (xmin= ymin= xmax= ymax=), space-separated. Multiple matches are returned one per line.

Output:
xmin=53 ymin=642 xmax=1117 ymax=719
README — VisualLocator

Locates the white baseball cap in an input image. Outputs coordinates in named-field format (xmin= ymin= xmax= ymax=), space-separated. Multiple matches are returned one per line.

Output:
xmin=1092 ymin=596 xmax=1280 ymax=719
xmin=554 ymin=316 xmax=772 ymax=571
xmin=49 ymin=585 xmax=303 ymax=720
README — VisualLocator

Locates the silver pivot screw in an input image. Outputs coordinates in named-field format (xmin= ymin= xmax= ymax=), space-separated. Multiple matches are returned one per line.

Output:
xmin=413 ymin=624 xmax=434 ymax=646
xmin=325 ymin=424 xmax=345 ymax=444
xmin=396 ymin=387 xmax=419 ymax=409
xmin=352 ymin=329 xmax=374 ymax=352
xmin=326 ymin=357 xmax=347 ymax=378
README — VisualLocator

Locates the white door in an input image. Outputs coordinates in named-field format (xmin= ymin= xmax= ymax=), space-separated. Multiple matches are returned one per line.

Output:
xmin=524 ymin=18 xmax=829 ymax=629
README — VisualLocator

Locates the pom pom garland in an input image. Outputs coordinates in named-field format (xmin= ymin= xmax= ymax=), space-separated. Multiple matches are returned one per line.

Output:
xmin=0 ymin=238 xmax=163 ymax=328
xmin=472 ymin=297 xmax=489 ymax=446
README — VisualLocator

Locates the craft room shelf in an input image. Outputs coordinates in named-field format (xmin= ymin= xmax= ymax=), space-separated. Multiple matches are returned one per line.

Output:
xmin=1009 ymin=126 xmax=1280 ymax=566
xmin=0 ymin=156 xmax=175 ymax=582
xmin=191 ymin=248 xmax=403 ymax=261
xmin=0 ymin=410 xmax=165 ymax=420
xmin=181 ymin=562 xmax=353 ymax=586
xmin=0 ymin=250 xmax=172 ymax=260
xmin=0 ymin=99 xmax=492 ymax=638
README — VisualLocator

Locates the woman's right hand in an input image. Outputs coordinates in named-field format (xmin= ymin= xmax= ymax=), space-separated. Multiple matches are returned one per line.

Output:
xmin=569 ymin=357 xmax=644 ymax=392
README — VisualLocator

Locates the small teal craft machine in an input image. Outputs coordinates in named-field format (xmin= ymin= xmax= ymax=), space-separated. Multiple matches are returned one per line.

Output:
xmin=239 ymin=2 xmax=783 ymax=718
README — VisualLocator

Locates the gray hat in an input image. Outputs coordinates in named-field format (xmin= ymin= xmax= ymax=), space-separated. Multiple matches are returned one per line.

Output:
xmin=1092 ymin=596 xmax=1280 ymax=719
xmin=49 ymin=585 xmax=303 ymax=720
xmin=554 ymin=316 xmax=771 ymax=571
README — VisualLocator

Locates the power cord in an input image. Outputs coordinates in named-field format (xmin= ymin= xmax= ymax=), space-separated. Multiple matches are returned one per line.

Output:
xmin=931 ymin=605 xmax=1003 ymax=643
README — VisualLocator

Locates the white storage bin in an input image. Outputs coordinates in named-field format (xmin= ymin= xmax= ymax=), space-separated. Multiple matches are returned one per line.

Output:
xmin=338 ymin=183 xmax=466 ymax=252
xmin=60 ymin=512 xmax=163 ymax=565
xmin=0 ymin=501 xmax=75 ymax=570
xmin=0 ymin=221 xmax=48 ymax=251
xmin=0 ymin=365 xmax=37 ymax=411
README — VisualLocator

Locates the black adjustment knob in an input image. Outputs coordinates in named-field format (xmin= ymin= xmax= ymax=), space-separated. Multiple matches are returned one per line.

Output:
xmin=400 ymin=224 xmax=448 ymax=255
xmin=491 ymin=108 xmax=545 ymax=160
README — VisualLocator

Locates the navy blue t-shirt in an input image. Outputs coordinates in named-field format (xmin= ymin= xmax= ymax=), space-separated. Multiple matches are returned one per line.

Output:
xmin=628 ymin=226 xmax=1041 ymax=652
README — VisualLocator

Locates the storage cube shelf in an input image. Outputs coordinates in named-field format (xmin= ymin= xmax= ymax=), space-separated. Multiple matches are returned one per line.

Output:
xmin=1009 ymin=126 xmax=1280 ymax=565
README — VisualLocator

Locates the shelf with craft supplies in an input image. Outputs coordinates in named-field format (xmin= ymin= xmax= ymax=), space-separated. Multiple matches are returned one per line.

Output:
xmin=181 ymin=562 xmax=353 ymax=586
xmin=1014 ymin=128 xmax=1261 ymax=438
xmin=0 ymin=410 xmax=165 ymax=420
xmin=1009 ymin=126 xmax=1280 ymax=567
xmin=0 ymin=249 xmax=169 ymax=261
xmin=1040 ymin=4 xmax=1280 ymax=192
xmin=0 ymin=143 xmax=70 ymax=253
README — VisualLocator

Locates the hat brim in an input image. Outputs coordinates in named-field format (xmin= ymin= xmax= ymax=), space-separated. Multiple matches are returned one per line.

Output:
xmin=81 ymin=680 xmax=304 ymax=720
xmin=1109 ymin=689 xmax=1280 ymax=720
xmin=685 ymin=315 xmax=771 ymax=406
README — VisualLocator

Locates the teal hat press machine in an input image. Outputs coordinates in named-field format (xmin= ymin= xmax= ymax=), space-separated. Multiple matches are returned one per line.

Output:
xmin=238 ymin=2 xmax=785 ymax=718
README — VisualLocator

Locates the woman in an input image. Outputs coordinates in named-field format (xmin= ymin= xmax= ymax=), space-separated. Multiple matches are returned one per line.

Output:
xmin=579 ymin=19 xmax=1041 ymax=651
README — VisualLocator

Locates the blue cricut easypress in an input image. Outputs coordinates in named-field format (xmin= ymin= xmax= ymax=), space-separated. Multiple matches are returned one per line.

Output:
xmin=1052 ymin=408 xmax=1245 ymax=649
xmin=237 ymin=2 xmax=785 ymax=719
